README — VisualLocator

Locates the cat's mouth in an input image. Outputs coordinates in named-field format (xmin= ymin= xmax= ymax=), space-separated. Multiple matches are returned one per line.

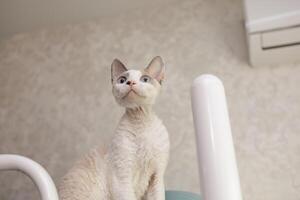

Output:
xmin=122 ymin=89 xmax=144 ymax=99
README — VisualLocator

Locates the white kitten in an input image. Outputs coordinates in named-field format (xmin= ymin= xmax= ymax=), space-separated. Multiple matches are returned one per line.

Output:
xmin=59 ymin=56 xmax=170 ymax=200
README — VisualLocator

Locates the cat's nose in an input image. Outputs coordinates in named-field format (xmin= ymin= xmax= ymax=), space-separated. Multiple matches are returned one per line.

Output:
xmin=126 ymin=81 xmax=136 ymax=86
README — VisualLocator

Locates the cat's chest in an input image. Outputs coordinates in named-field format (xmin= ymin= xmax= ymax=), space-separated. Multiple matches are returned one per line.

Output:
xmin=135 ymin=134 xmax=157 ymax=162
xmin=119 ymin=116 xmax=169 ymax=165
xmin=132 ymin=125 xmax=169 ymax=171
xmin=135 ymin=122 xmax=168 ymax=155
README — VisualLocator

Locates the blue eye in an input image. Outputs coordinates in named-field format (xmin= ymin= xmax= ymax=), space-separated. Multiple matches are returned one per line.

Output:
xmin=117 ymin=76 xmax=127 ymax=84
xmin=141 ymin=75 xmax=151 ymax=83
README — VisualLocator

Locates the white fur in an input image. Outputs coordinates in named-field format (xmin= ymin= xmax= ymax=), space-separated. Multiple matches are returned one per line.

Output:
xmin=59 ymin=64 xmax=170 ymax=200
xmin=112 ymin=70 xmax=160 ymax=108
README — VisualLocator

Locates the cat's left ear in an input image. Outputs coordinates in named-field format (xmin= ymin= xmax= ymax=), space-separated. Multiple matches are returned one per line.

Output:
xmin=145 ymin=56 xmax=165 ymax=84
xmin=111 ymin=59 xmax=128 ymax=83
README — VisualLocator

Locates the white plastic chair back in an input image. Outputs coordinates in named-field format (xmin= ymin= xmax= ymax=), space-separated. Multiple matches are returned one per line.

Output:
xmin=191 ymin=75 xmax=243 ymax=200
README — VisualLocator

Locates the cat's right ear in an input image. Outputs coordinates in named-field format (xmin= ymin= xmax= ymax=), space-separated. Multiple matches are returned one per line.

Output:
xmin=111 ymin=59 xmax=128 ymax=83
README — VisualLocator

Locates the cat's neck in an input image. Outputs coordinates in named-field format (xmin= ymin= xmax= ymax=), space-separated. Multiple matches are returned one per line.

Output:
xmin=124 ymin=106 xmax=155 ymax=122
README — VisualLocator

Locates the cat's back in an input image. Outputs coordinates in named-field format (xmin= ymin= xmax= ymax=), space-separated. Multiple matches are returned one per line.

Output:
xmin=59 ymin=147 xmax=109 ymax=200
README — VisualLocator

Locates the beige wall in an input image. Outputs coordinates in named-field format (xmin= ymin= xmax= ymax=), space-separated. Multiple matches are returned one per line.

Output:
xmin=0 ymin=0 xmax=173 ymax=38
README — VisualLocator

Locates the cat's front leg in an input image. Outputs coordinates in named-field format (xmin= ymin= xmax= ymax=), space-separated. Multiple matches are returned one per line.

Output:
xmin=111 ymin=173 xmax=137 ymax=200
xmin=109 ymin=138 xmax=138 ymax=200
xmin=144 ymin=173 xmax=165 ymax=200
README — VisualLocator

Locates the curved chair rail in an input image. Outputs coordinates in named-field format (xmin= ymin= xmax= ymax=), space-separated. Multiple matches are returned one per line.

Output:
xmin=0 ymin=154 xmax=59 ymax=200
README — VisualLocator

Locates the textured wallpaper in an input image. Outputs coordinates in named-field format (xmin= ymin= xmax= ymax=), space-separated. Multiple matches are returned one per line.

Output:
xmin=0 ymin=0 xmax=300 ymax=200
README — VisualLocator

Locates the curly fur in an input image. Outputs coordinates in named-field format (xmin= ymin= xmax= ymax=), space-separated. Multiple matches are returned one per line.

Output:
xmin=59 ymin=57 xmax=170 ymax=200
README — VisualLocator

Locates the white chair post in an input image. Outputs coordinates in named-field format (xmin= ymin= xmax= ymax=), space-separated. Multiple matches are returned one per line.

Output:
xmin=0 ymin=154 xmax=59 ymax=200
xmin=191 ymin=75 xmax=243 ymax=200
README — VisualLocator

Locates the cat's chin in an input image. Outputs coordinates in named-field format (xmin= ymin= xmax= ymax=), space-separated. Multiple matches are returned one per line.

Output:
xmin=116 ymin=99 xmax=151 ymax=109
xmin=119 ymin=100 xmax=143 ymax=108
xmin=115 ymin=91 xmax=156 ymax=108
xmin=122 ymin=89 xmax=144 ymax=99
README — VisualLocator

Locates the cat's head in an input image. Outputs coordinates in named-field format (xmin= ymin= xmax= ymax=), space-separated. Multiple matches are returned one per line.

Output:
xmin=111 ymin=56 xmax=165 ymax=108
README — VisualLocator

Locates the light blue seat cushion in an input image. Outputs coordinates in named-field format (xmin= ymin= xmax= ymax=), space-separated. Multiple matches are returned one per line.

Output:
xmin=165 ymin=190 xmax=201 ymax=200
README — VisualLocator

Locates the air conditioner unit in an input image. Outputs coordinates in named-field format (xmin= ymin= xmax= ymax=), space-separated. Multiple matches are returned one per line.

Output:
xmin=243 ymin=0 xmax=300 ymax=66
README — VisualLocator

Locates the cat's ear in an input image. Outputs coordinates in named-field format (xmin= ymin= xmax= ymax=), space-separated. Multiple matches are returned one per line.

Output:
xmin=145 ymin=56 xmax=165 ymax=84
xmin=111 ymin=59 xmax=128 ymax=83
